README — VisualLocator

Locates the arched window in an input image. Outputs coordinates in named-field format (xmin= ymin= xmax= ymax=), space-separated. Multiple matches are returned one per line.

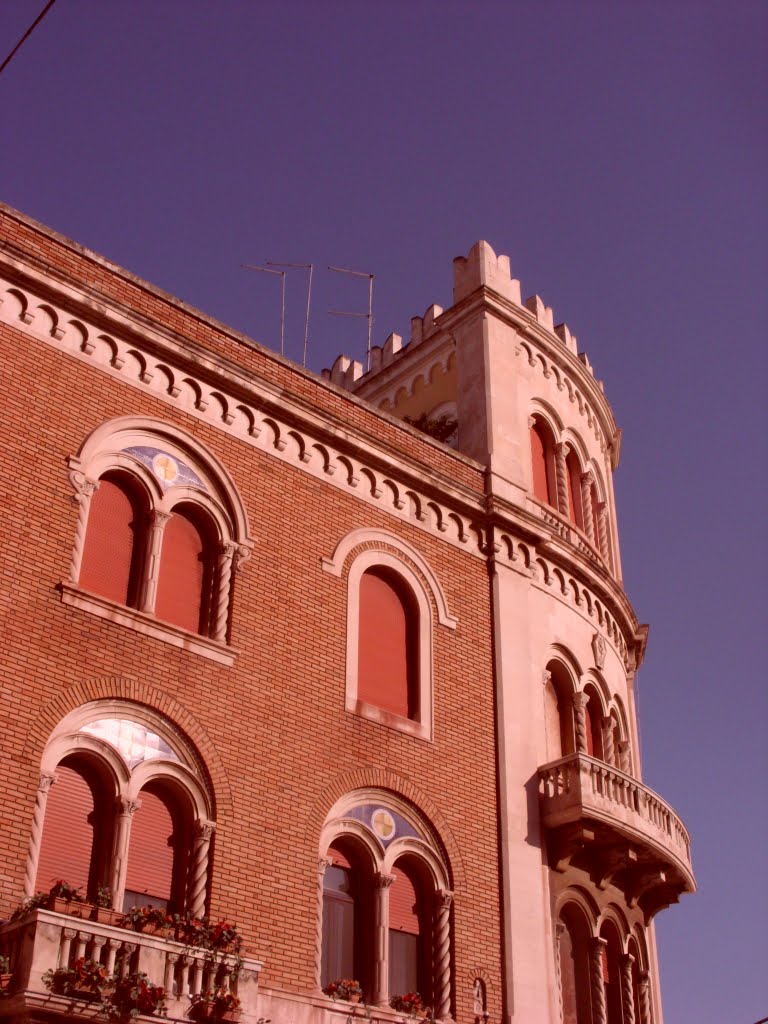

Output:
xmin=543 ymin=662 xmax=576 ymax=761
xmin=322 ymin=529 xmax=457 ymax=742
xmin=557 ymin=904 xmax=592 ymax=1024
xmin=320 ymin=792 xmax=453 ymax=1014
xmin=565 ymin=449 xmax=584 ymax=530
xmin=358 ymin=568 xmax=418 ymax=720
xmin=79 ymin=472 xmax=147 ymax=607
xmin=584 ymin=688 xmax=604 ymax=760
xmin=600 ymin=920 xmax=624 ymax=1024
xmin=28 ymin=702 xmax=215 ymax=918
xmin=530 ymin=418 xmax=556 ymax=507
xmin=64 ymin=417 xmax=253 ymax=664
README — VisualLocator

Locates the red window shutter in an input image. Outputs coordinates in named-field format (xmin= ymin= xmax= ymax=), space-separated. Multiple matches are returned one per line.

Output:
xmin=530 ymin=423 xmax=551 ymax=504
xmin=566 ymin=452 xmax=583 ymax=529
xmin=124 ymin=789 xmax=175 ymax=907
xmin=358 ymin=570 xmax=416 ymax=719
xmin=36 ymin=765 xmax=95 ymax=894
xmin=389 ymin=864 xmax=419 ymax=934
xmin=155 ymin=509 xmax=212 ymax=635
xmin=79 ymin=477 xmax=142 ymax=605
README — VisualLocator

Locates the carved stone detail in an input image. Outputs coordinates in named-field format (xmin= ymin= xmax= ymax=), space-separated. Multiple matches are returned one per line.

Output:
xmin=24 ymin=772 xmax=56 ymax=897
xmin=589 ymin=937 xmax=608 ymax=1024
xmin=433 ymin=889 xmax=453 ymax=1020
xmin=592 ymin=631 xmax=606 ymax=669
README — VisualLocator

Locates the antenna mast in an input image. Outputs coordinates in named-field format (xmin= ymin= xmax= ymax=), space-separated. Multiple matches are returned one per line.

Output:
xmin=328 ymin=265 xmax=374 ymax=371
xmin=241 ymin=264 xmax=286 ymax=355
xmin=267 ymin=263 xmax=315 ymax=367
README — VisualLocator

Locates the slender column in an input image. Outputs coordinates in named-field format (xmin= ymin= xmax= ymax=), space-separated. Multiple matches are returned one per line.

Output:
xmin=554 ymin=444 xmax=570 ymax=517
xmin=190 ymin=957 xmax=203 ymax=996
xmin=104 ymin=937 xmax=119 ymax=975
xmin=621 ymin=954 xmax=636 ymax=1024
xmin=213 ymin=543 xmax=237 ymax=642
xmin=73 ymin=931 xmax=87 ymax=960
xmin=572 ymin=693 xmax=589 ymax=754
xmin=433 ymin=889 xmax=453 ymax=1020
xmin=602 ymin=717 xmax=615 ymax=766
xmin=638 ymin=971 xmax=653 ymax=1024
xmin=24 ymin=772 xmax=56 ymax=897
xmin=68 ymin=479 xmax=97 ymax=583
xmin=91 ymin=935 xmax=106 ymax=968
xmin=59 ymin=928 xmax=77 ymax=968
xmin=618 ymin=740 xmax=632 ymax=775
xmin=589 ymin=937 xmax=608 ymax=1024
xmin=110 ymin=798 xmax=141 ymax=912
xmin=373 ymin=872 xmax=395 ymax=1006
xmin=596 ymin=502 xmax=610 ymax=561
xmin=315 ymin=857 xmax=333 ymax=989
xmin=187 ymin=819 xmax=216 ymax=918
xmin=164 ymin=952 xmax=179 ymax=998
xmin=139 ymin=510 xmax=171 ymax=613
xmin=581 ymin=472 xmax=595 ymax=542
xmin=554 ymin=921 xmax=566 ymax=1024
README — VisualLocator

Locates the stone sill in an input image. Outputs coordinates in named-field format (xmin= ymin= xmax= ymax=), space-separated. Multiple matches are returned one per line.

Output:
xmin=59 ymin=583 xmax=238 ymax=666
xmin=348 ymin=698 xmax=431 ymax=742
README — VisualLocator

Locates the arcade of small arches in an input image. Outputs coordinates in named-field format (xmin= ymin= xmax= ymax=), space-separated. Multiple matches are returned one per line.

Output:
xmin=543 ymin=658 xmax=632 ymax=775
xmin=530 ymin=413 xmax=613 ymax=569
xmin=318 ymin=791 xmax=454 ymax=1019
xmin=556 ymin=893 xmax=654 ymax=1024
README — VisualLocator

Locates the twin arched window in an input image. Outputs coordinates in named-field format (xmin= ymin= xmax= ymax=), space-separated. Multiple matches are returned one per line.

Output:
xmin=63 ymin=418 xmax=252 ymax=662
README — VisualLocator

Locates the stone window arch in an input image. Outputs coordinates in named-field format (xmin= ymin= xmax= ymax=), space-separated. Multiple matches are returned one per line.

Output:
xmin=318 ymin=790 xmax=453 ymax=1018
xmin=529 ymin=414 xmax=558 ymax=508
xmin=26 ymin=701 xmax=216 ymax=918
xmin=322 ymin=529 xmax=457 ymax=741
xmin=63 ymin=417 xmax=253 ymax=665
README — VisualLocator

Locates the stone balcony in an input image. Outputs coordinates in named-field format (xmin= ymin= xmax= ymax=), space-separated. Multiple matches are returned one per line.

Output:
xmin=0 ymin=908 xmax=263 ymax=1022
xmin=538 ymin=753 xmax=696 ymax=918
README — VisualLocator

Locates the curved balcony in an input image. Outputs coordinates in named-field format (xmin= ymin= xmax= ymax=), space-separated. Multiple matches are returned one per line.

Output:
xmin=538 ymin=753 xmax=696 ymax=918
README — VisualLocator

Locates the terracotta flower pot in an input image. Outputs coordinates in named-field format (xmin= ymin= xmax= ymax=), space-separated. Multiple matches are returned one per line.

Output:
xmin=0 ymin=973 xmax=13 ymax=994
xmin=91 ymin=906 xmax=125 ymax=926
xmin=348 ymin=994 xmax=361 ymax=1004
xmin=49 ymin=897 xmax=93 ymax=918
xmin=139 ymin=919 xmax=172 ymax=937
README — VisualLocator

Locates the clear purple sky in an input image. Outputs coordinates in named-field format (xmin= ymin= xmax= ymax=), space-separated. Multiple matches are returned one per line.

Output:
xmin=2 ymin=2 xmax=766 ymax=1020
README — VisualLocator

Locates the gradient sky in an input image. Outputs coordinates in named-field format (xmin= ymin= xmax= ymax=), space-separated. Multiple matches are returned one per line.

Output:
xmin=1 ymin=2 xmax=766 ymax=1020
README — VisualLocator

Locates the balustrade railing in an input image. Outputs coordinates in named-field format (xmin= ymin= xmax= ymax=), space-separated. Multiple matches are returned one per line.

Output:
xmin=0 ymin=908 xmax=263 ymax=1021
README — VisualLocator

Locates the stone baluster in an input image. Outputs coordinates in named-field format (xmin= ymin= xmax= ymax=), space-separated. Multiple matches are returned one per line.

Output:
xmin=59 ymin=928 xmax=77 ymax=968
xmin=68 ymin=477 xmax=97 ymax=582
xmin=596 ymin=502 xmax=610 ymax=562
xmin=602 ymin=717 xmax=615 ymax=767
xmin=121 ymin=942 xmax=137 ymax=979
xmin=618 ymin=740 xmax=632 ymax=775
xmin=589 ymin=937 xmax=608 ymax=1024
xmin=104 ymin=937 xmax=119 ymax=975
xmin=91 ymin=934 xmax=106 ymax=968
xmin=110 ymin=797 xmax=141 ymax=911
xmin=315 ymin=857 xmax=333 ymax=989
xmin=24 ymin=772 xmax=56 ymax=897
xmin=164 ymin=952 xmax=180 ymax=998
xmin=213 ymin=543 xmax=237 ymax=642
xmin=190 ymin=957 xmax=203 ymax=996
xmin=554 ymin=444 xmax=570 ymax=517
xmin=572 ymin=693 xmax=589 ymax=754
xmin=73 ymin=931 xmax=88 ymax=960
xmin=638 ymin=971 xmax=652 ymax=1024
xmin=433 ymin=889 xmax=453 ymax=1020
xmin=581 ymin=472 xmax=595 ymax=542
xmin=188 ymin=819 xmax=216 ymax=919
xmin=139 ymin=509 xmax=171 ymax=613
xmin=621 ymin=954 xmax=636 ymax=1024
xmin=373 ymin=872 xmax=395 ymax=1005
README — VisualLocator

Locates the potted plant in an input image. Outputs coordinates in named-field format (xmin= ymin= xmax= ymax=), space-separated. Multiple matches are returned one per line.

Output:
xmin=174 ymin=911 xmax=209 ymax=948
xmin=120 ymin=904 xmax=174 ymax=937
xmin=46 ymin=879 xmax=93 ymax=918
xmin=323 ymin=979 xmax=364 ymax=1003
xmin=42 ymin=957 xmax=111 ymax=1001
xmin=207 ymin=919 xmax=242 ymax=954
xmin=9 ymin=891 xmax=49 ymax=921
xmin=103 ymin=971 xmax=166 ymax=1019
xmin=390 ymin=993 xmax=425 ymax=1017
xmin=92 ymin=885 xmax=125 ymax=926
xmin=189 ymin=988 xmax=241 ymax=1021
xmin=0 ymin=955 xmax=12 ymax=996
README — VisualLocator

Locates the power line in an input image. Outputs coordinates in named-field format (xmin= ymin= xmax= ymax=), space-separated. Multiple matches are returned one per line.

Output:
xmin=0 ymin=0 xmax=59 ymax=78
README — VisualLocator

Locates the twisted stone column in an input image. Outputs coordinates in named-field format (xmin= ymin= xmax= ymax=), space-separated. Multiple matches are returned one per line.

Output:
xmin=589 ymin=937 xmax=608 ymax=1024
xmin=315 ymin=857 xmax=333 ymax=990
xmin=621 ymin=954 xmax=636 ymax=1024
xmin=213 ymin=543 xmax=237 ymax=642
xmin=188 ymin=819 xmax=215 ymax=918
xmin=572 ymin=693 xmax=589 ymax=754
xmin=110 ymin=797 xmax=141 ymax=912
xmin=638 ymin=971 xmax=653 ymax=1024
xmin=24 ymin=772 xmax=56 ymax=897
xmin=596 ymin=502 xmax=610 ymax=562
xmin=433 ymin=889 xmax=453 ymax=1020
xmin=373 ymin=872 xmax=395 ymax=1005
xmin=68 ymin=478 xmax=97 ymax=583
xmin=139 ymin=510 xmax=171 ymax=613
xmin=581 ymin=472 xmax=595 ymax=542
xmin=554 ymin=444 xmax=570 ymax=517
xmin=554 ymin=920 xmax=566 ymax=1024
xmin=602 ymin=717 xmax=615 ymax=766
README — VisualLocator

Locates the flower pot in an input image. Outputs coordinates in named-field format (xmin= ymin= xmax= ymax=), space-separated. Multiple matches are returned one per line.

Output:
xmin=190 ymin=1003 xmax=240 ymax=1021
xmin=49 ymin=897 xmax=93 ymax=918
xmin=349 ymin=995 xmax=361 ymax=1004
xmin=0 ymin=973 xmax=13 ymax=994
xmin=91 ymin=906 xmax=125 ymax=926
xmin=139 ymin=920 xmax=172 ymax=937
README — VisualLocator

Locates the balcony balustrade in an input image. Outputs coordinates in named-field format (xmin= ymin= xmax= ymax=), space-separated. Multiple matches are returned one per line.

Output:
xmin=538 ymin=753 xmax=696 ymax=918
xmin=0 ymin=908 xmax=263 ymax=1022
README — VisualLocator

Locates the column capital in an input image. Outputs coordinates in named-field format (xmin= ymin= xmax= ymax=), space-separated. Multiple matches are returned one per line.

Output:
xmin=116 ymin=797 xmax=141 ymax=817
xmin=317 ymin=856 xmax=334 ymax=876
xmin=194 ymin=818 xmax=216 ymax=841
xmin=572 ymin=691 xmax=589 ymax=710
xmin=435 ymin=888 xmax=454 ymax=912
xmin=374 ymin=872 xmax=396 ymax=890
xmin=38 ymin=772 xmax=56 ymax=793
xmin=590 ymin=934 xmax=608 ymax=951
xmin=150 ymin=509 xmax=173 ymax=527
xmin=581 ymin=470 xmax=595 ymax=486
xmin=542 ymin=669 xmax=552 ymax=687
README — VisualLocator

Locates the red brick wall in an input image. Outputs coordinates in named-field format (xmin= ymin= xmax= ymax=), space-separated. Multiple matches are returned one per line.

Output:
xmin=0 ymin=210 xmax=500 ymax=1015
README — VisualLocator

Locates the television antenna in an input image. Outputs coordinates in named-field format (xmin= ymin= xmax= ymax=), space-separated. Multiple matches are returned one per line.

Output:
xmin=267 ymin=262 xmax=315 ymax=367
xmin=328 ymin=266 xmax=374 ymax=372
xmin=241 ymin=264 xmax=286 ymax=355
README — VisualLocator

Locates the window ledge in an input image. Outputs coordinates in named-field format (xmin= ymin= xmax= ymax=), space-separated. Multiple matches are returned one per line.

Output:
xmin=59 ymin=582 xmax=239 ymax=666
xmin=348 ymin=697 xmax=431 ymax=741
